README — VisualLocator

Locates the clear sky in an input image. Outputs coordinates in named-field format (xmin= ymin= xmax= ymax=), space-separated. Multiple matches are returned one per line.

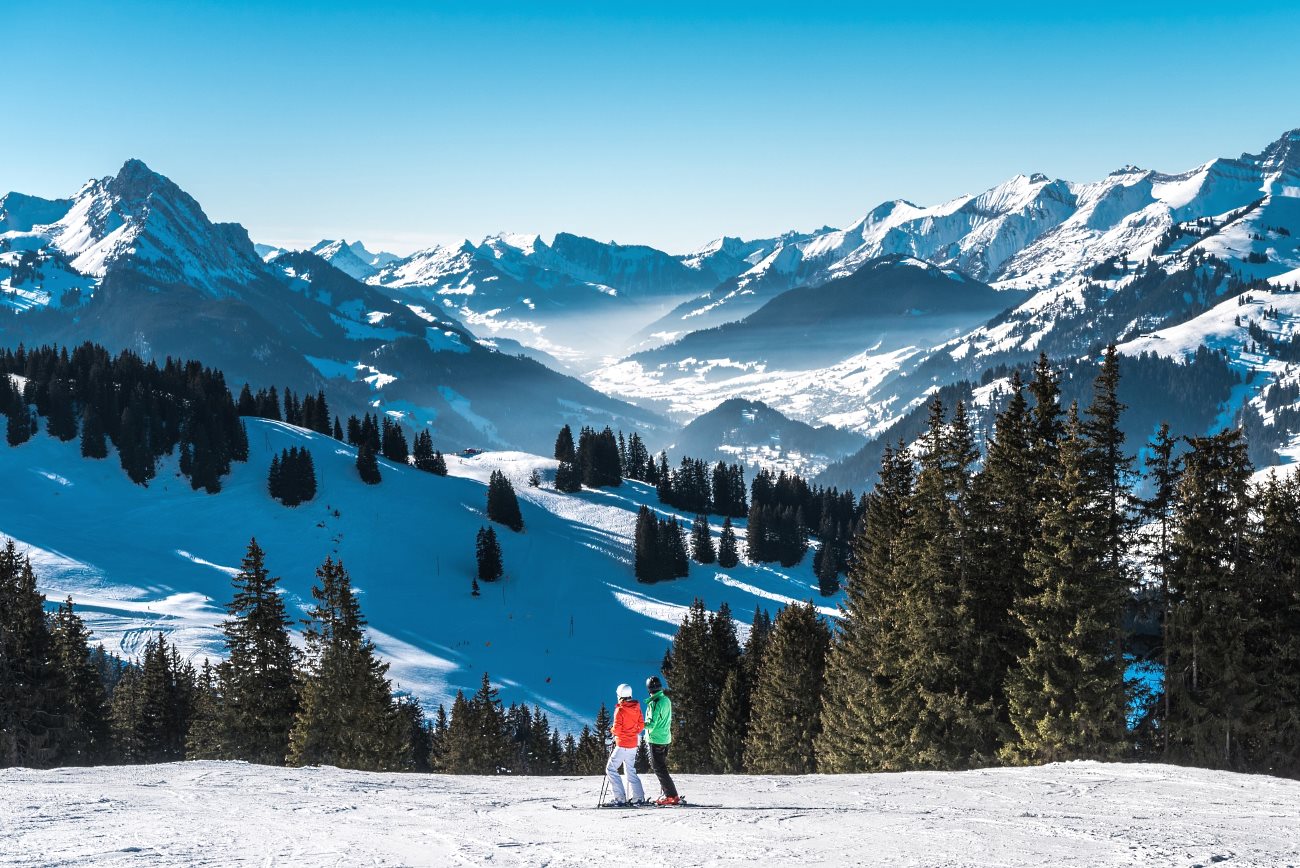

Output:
xmin=3 ymin=1 xmax=1298 ymax=256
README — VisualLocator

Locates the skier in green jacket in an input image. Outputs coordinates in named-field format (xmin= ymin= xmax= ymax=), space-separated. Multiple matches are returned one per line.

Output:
xmin=644 ymin=675 xmax=680 ymax=805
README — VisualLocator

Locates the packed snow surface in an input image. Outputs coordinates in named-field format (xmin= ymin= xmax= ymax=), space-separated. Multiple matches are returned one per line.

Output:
xmin=2 ymin=761 xmax=1297 ymax=867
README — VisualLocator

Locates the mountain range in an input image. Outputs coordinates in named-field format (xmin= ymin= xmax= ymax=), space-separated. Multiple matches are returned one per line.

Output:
xmin=4 ymin=129 xmax=1300 ymax=479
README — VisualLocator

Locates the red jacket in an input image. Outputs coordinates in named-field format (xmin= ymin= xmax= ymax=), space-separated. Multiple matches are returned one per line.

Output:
xmin=612 ymin=697 xmax=644 ymax=747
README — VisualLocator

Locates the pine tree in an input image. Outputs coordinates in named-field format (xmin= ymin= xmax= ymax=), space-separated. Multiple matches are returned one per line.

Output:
xmin=1002 ymin=404 xmax=1128 ymax=764
xmin=664 ymin=600 xmax=717 ymax=772
xmin=966 ymin=372 xmax=1036 ymax=726
xmin=7 ymin=401 xmax=33 ymax=446
xmin=634 ymin=506 xmax=661 ymax=583
xmin=744 ymin=602 xmax=830 ymax=774
xmin=486 ymin=470 xmax=524 ymax=531
xmin=1164 ymin=430 xmax=1259 ymax=769
xmin=816 ymin=442 xmax=913 ymax=772
xmin=554 ymin=460 xmax=581 ymax=493
xmin=709 ymin=667 xmax=747 ymax=773
xmin=0 ymin=540 xmax=67 ymax=768
xmin=216 ymin=538 xmax=298 ymax=764
xmin=111 ymin=633 xmax=195 ymax=764
xmin=1250 ymin=472 xmax=1300 ymax=776
xmin=442 ymin=674 xmax=509 ymax=774
xmin=717 ymin=517 xmax=739 ymax=568
xmin=1140 ymin=422 xmax=1181 ymax=756
xmin=690 ymin=514 xmax=716 ymax=564
xmin=554 ymin=424 xmax=576 ymax=462
xmin=79 ymin=405 xmax=108 ymax=459
xmin=476 ymin=526 xmax=504 ymax=582
xmin=288 ymin=558 xmax=410 ymax=771
xmin=893 ymin=399 xmax=994 ymax=769
xmin=47 ymin=598 xmax=111 ymax=765
xmin=356 ymin=441 xmax=382 ymax=484
xmin=185 ymin=661 xmax=225 ymax=760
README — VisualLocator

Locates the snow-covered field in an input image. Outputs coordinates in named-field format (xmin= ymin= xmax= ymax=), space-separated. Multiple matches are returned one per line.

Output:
xmin=1 ymin=761 xmax=1297 ymax=867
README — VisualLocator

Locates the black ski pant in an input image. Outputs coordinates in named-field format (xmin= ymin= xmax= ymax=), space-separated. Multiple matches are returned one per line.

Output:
xmin=649 ymin=742 xmax=678 ymax=798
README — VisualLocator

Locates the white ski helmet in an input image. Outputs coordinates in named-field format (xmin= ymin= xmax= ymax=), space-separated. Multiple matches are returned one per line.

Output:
xmin=616 ymin=683 xmax=633 ymax=699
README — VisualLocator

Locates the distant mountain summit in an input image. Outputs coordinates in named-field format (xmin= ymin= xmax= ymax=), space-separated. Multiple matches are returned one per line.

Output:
xmin=0 ymin=159 xmax=667 ymax=452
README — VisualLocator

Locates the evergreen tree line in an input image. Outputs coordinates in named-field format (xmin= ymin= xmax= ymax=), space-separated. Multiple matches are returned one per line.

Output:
xmin=658 ymin=598 xmax=833 ymax=774
xmin=1 ymin=536 xmax=634 ymax=776
xmin=0 ymin=540 xmax=119 ymax=767
xmin=746 ymin=469 xmax=862 ymax=582
xmin=553 ymin=424 xmax=622 ymax=492
xmin=665 ymin=349 xmax=1299 ymax=778
xmin=0 ymin=342 xmax=249 ymax=492
xmin=267 ymin=446 xmax=317 ymax=506
xmin=813 ymin=348 xmax=1300 ymax=776
xmin=633 ymin=506 xmax=690 ymax=583
xmin=412 ymin=430 xmax=447 ymax=475
xmin=237 ymin=384 xmax=336 ymax=438
xmin=656 ymin=456 xmax=748 ymax=518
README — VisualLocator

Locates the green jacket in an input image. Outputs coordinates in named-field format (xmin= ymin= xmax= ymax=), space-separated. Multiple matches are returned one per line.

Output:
xmin=645 ymin=690 xmax=672 ymax=744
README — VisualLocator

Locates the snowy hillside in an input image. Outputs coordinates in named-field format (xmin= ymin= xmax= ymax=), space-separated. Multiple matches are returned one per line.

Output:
xmin=4 ymin=760 xmax=1298 ymax=867
xmin=0 ymin=417 xmax=832 ymax=730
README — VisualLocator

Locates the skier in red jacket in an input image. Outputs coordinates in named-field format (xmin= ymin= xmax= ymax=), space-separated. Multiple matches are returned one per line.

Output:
xmin=604 ymin=683 xmax=646 ymax=807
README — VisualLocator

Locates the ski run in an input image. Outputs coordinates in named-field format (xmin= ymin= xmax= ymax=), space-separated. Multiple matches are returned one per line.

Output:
xmin=2 ymin=760 xmax=1297 ymax=867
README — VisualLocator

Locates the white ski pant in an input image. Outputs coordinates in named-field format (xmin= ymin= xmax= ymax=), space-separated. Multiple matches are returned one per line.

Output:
xmin=605 ymin=746 xmax=643 ymax=803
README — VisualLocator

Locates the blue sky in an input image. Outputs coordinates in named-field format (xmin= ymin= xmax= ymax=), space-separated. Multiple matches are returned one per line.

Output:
xmin=3 ymin=1 xmax=1298 ymax=255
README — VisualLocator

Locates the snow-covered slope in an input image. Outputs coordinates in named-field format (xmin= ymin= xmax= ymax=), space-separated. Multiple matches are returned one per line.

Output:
xmin=0 ymin=417 xmax=831 ymax=730
xmin=4 ymin=761 xmax=1297 ymax=867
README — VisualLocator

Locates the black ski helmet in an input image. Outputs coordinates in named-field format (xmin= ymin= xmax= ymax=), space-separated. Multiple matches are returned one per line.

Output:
xmin=646 ymin=675 xmax=663 ymax=693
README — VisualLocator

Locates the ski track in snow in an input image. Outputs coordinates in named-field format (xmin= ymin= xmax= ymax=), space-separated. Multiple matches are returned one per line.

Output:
xmin=1 ymin=761 xmax=1297 ymax=867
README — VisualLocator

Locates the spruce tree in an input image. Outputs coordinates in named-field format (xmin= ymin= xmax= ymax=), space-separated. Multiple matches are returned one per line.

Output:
xmin=288 ymin=557 xmax=410 ymax=771
xmin=47 ymin=598 xmax=112 ymax=765
xmin=1165 ymin=430 xmax=1259 ymax=769
xmin=690 ymin=514 xmax=716 ymax=564
xmin=1002 ymin=405 xmax=1128 ymax=765
xmin=1140 ymin=422 xmax=1181 ymax=755
xmin=356 ymin=441 xmax=382 ymax=484
xmin=966 ymin=372 xmax=1036 ymax=725
xmin=634 ymin=506 xmax=661 ymax=583
xmin=554 ymin=424 xmax=576 ymax=462
xmin=442 ymin=674 xmax=508 ymax=774
xmin=186 ymin=661 xmax=225 ymax=760
xmin=0 ymin=540 xmax=67 ymax=768
xmin=217 ymin=538 xmax=298 ymax=764
xmin=744 ymin=602 xmax=830 ymax=774
xmin=816 ymin=443 xmax=913 ymax=772
xmin=476 ymin=526 xmax=504 ymax=582
xmin=79 ymin=405 xmax=108 ymax=459
xmin=709 ymin=666 xmax=747 ymax=773
xmin=486 ymin=470 xmax=524 ymax=532
xmin=892 ymin=400 xmax=994 ymax=769
xmin=717 ymin=517 xmax=740 ymax=568
xmin=1250 ymin=472 xmax=1300 ymax=776
xmin=663 ymin=600 xmax=717 ymax=772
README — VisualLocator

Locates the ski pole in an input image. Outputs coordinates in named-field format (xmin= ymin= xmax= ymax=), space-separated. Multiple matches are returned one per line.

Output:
xmin=597 ymin=743 xmax=617 ymax=807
